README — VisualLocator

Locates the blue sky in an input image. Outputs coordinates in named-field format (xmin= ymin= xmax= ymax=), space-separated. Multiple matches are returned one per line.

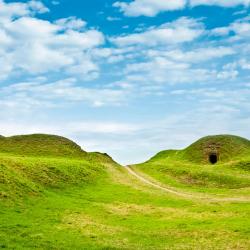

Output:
xmin=0 ymin=0 xmax=250 ymax=164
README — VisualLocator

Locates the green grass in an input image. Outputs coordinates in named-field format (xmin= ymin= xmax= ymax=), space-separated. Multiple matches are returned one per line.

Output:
xmin=0 ymin=134 xmax=87 ymax=158
xmin=1 ymin=134 xmax=250 ymax=249
xmin=133 ymin=135 xmax=250 ymax=194
xmin=0 ymin=154 xmax=107 ymax=200
xmin=149 ymin=135 xmax=250 ymax=164
xmin=182 ymin=135 xmax=250 ymax=164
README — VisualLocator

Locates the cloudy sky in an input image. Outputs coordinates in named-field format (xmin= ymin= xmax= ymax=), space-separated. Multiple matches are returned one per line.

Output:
xmin=0 ymin=0 xmax=250 ymax=164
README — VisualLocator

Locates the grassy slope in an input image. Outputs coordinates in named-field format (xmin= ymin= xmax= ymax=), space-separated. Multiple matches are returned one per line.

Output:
xmin=182 ymin=135 xmax=250 ymax=163
xmin=0 ymin=134 xmax=116 ymax=200
xmin=133 ymin=135 xmax=250 ymax=195
xmin=1 ymin=134 xmax=250 ymax=249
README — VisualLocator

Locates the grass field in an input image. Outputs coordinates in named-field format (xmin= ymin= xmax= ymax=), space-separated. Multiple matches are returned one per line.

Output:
xmin=1 ymin=134 xmax=250 ymax=249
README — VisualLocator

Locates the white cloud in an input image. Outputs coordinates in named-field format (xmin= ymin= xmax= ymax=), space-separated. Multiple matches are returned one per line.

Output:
xmin=0 ymin=56 xmax=13 ymax=80
xmin=125 ymin=57 xmax=190 ymax=73
xmin=147 ymin=47 xmax=235 ymax=63
xmin=5 ymin=16 xmax=58 ymax=38
xmin=239 ymin=59 xmax=250 ymax=69
xmin=0 ymin=78 xmax=128 ymax=108
xmin=113 ymin=0 xmax=186 ymax=17
xmin=170 ymin=87 xmax=250 ymax=110
xmin=55 ymin=16 xmax=86 ymax=30
xmin=211 ymin=17 xmax=250 ymax=40
xmin=114 ymin=0 xmax=250 ymax=17
xmin=0 ymin=0 xmax=48 ymax=22
xmin=0 ymin=0 xmax=29 ymax=21
xmin=116 ymin=48 xmax=240 ymax=87
xmin=190 ymin=0 xmax=250 ymax=7
xmin=232 ymin=21 xmax=250 ymax=37
xmin=0 ymin=1 xmax=104 ymax=80
xmin=67 ymin=57 xmax=98 ymax=74
xmin=122 ymin=56 xmax=217 ymax=85
xmin=28 ymin=0 xmax=49 ymax=13
xmin=111 ymin=17 xmax=204 ymax=47
xmin=217 ymin=70 xmax=239 ymax=79
xmin=211 ymin=26 xmax=231 ymax=36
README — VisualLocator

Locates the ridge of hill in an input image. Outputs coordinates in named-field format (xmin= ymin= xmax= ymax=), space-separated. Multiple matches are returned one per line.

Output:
xmin=0 ymin=134 xmax=86 ymax=158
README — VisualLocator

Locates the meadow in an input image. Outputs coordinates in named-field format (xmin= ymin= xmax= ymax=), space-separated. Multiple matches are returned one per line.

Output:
xmin=1 ymin=134 xmax=250 ymax=249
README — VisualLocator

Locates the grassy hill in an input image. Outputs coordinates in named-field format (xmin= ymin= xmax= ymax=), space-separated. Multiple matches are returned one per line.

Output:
xmin=182 ymin=135 xmax=250 ymax=164
xmin=0 ymin=134 xmax=116 ymax=200
xmin=150 ymin=135 xmax=250 ymax=164
xmin=133 ymin=135 xmax=250 ymax=191
xmin=0 ymin=134 xmax=87 ymax=158
xmin=1 ymin=134 xmax=250 ymax=249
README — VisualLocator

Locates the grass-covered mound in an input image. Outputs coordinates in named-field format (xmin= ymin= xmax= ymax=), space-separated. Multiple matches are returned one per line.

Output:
xmin=0 ymin=134 xmax=87 ymax=158
xmin=133 ymin=135 xmax=250 ymax=191
xmin=0 ymin=134 xmax=117 ymax=200
xmin=182 ymin=135 xmax=250 ymax=164
xmin=151 ymin=135 xmax=250 ymax=164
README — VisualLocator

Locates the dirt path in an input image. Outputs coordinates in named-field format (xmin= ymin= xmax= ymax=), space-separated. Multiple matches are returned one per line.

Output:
xmin=125 ymin=166 xmax=250 ymax=202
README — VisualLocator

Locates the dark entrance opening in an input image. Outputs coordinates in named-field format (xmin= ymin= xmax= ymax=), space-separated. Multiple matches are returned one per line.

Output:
xmin=209 ymin=153 xmax=218 ymax=164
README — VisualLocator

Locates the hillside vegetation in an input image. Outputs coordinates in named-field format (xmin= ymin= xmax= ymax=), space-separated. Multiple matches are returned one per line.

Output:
xmin=133 ymin=135 xmax=250 ymax=192
xmin=182 ymin=135 xmax=250 ymax=163
xmin=0 ymin=134 xmax=87 ymax=158
xmin=1 ymin=134 xmax=250 ymax=249
xmin=0 ymin=134 xmax=116 ymax=200
xmin=150 ymin=135 xmax=250 ymax=164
